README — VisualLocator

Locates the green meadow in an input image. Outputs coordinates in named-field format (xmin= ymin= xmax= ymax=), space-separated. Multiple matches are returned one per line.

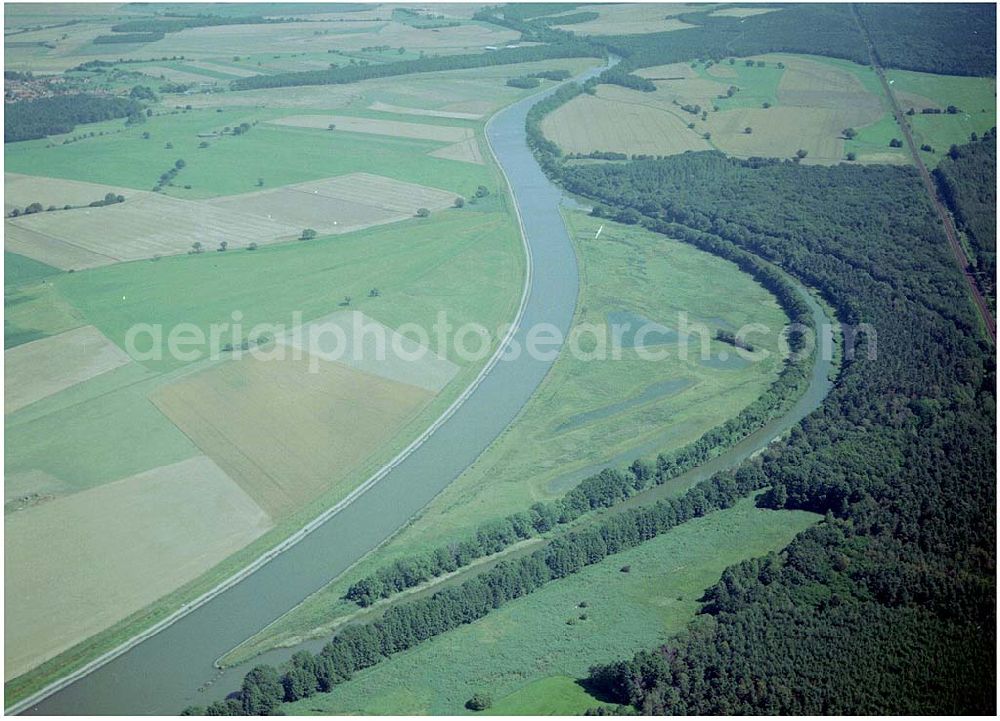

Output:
xmin=221 ymin=209 xmax=792 ymax=664
xmin=285 ymin=497 xmax=819 ymax=715
xmin=4 ymin=107 xmax=491 ymax=198
xmin=887 ymin=69 xmax=997 ymax=162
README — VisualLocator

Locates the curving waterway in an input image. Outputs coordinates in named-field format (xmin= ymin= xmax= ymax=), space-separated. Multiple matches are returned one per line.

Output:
xmin=19 ymin=58 xmax=836 ymax=715
xmin=18 ymin=62 xmax=611 ymax=716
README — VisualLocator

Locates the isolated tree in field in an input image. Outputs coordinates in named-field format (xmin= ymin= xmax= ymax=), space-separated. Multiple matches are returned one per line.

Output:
xmin=191 ymin=241 xmax=203 ymax=253
xmin=842 ymin=127 xmax=857 ymax=140
xmin=416 ymin=207 xmax=430 ymax=217
xmin=343 ymin=295 xmax=352 ymax=306
xmin=762 ymin=101 xmax=771 ymax=109
xmin=688 ymin=122 xmax=695 ymax=129
xmin=465 ymin=693 xmax=492 ymax=711
xmin=218 ymin=241 xmax=228 ymax=252
xmin=920 ymin=144 xmax=934 ymax=153
xmin=703 ymin=132 xmax=711 ymax=140
xmin=946 ymin=105 xmax=958 ymax=114
xmin=744 ymin=127 xmax=752 ymax=134
xmin=369 ymin=288 xmax=380 ymax=297
xmin=199 ymin=141 xmax=209 ymax=148
xmin=141 ymin=131 xmax=150 ymax=139
xmin=777 ymin=61 xmax=785 ymax=69
xmin=300 ymin=228 xmax=317 ymax=240
xmin=454 ymin=196 xmax=465 ymax=208
xmin=475 ymin=185 xmax=490 ymax=198
xmin=846 ymin=152 xmax=857 ymax=161
xmin=328 ymin=123 xmax=336 ymax=130
xmin=257 ymin=177 xmax=264 ymax=187
xmin=889 ymin=138 xmax=903 ymax=148
xmin=795 ymin=148 xmax=809 ymax=159
xmin=165 ymin=141 xmax=173 ymax=149
xmin=175 ymin=159 xmax=185 ymax=169
xmin=25 ymin=202 xmax=43 ymax=214
xmin=247 ymin=242 xmax=258 ymax=251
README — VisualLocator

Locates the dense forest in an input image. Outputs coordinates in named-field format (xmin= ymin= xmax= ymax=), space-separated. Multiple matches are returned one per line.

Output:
xmin=4 ymin=94 xmax=142 ymax=142
xmin=934 ymin=133 xmax=997 ymax=305
xmin=856 ymin=3 xmax=997 ymax=76
xmin=109 ymin=14 xmax=294 ymax=34
xmin=562 ymin=153 xmax=995 ymax=713
xmin=229 ymin=42 xmax=603 ymax=90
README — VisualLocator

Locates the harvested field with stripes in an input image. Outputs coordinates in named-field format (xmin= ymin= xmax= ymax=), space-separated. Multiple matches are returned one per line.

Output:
xmin=5 ymin=455 xmax=271 ymax=680
xmin=4 ymin=325 xmax=132 ymax=414
xmin=270 ymin=114 xmax=474 ymax=143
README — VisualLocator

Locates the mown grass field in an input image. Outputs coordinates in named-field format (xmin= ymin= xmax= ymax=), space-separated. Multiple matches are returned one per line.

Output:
xmin=220 ymin=209 xmax=792 ymax=664
xmin=284 ymin=497 xmax=819 ymax=715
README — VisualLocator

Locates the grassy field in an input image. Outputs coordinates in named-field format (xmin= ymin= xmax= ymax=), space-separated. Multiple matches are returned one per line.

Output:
xmin=4 ymin=107 xmax=490 ymax=198
xmin=283 ymin=497 xmax=819 ymax=715
xmin=884 ymin=69 xmax=997 ymax=164
xmin=219 ymin=209 xmax=792 ymax=664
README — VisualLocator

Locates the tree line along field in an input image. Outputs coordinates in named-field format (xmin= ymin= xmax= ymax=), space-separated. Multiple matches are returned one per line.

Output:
xmin=541 ymin=51 xmax=995 ymax=166
xmin=282 ymin=497 xmax=820 ymax=715
xmin=216 ymin=208 xmax=792 ymax=666
xmin=4 ymin=49 xmax=551 ymax=699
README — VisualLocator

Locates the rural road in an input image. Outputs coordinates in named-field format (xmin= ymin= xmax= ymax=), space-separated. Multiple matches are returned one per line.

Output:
xmin=853 ymin=4 xmax=996 ymax=343
xmin=15 ymin=60 xmax=612 ymax=716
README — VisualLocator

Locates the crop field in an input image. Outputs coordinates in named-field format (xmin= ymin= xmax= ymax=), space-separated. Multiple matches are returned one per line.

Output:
xmin=4 ymin=325 xmax=133 ymax=414
xmin=284 ymin=497 xmax=819 ymax=715
xmin=151 ymin=351 xmax=433 ymax=517
xmin=206 ymin=172 xmax=459 ymax=234
xmin=276 ymin=310 xmax=459 ymax=392
xmin=8 ymin=172 xmax=462 ymax=268
xmin=270 ymin=114 xmax=474 ymax=143
xmin=542 ymin=91 xmax=712 ymax=156
xmin=549 ymin=4 xmax=697 ymax=35
xmin=220 ymin=210 xmax=792 ymax=661
xmin=6 ymin=192 xmax=300 ymax=267
xmin=547 ymin=54 xmax=893 ymax=164
xmin=4 ymin=173 xmax=136 ymax=215
xmin=5 ymin=455 xmax=272 ymax=680
xmin=368 ymin=102 xmax=484 ymax=120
